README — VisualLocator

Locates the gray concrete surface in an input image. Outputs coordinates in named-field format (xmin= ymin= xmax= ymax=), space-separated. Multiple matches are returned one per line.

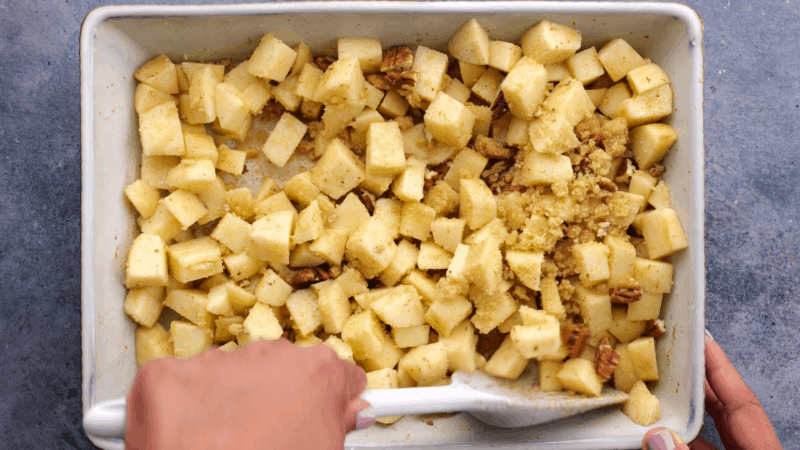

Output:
xmin=0 ymin=0 xmax=797 ymax=448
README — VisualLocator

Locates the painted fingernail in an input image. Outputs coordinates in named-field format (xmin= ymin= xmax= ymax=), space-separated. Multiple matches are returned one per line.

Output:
xmin=646 ymin=428 xmax=684 ymax=450
xmin=705 ymin=328 xmax=714 ymax=342
xmin=356 ymin=405 xmax=376 ymax=429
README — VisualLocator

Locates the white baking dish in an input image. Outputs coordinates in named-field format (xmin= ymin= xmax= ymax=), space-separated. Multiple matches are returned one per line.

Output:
xmin=80 ymin=3 xmax=705 ymax=449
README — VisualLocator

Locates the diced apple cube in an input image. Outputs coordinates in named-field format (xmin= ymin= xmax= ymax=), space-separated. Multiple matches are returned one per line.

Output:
xmin=483 ymin=336 xmax=529 ymax=380
xmin=247 ymin=34 xmax=297 ymax=82
xmin=520 ymin=151 xmax=573 ymax=186
xmin=411 ymin=46 xmax=449 ymax=103
xmin=124 ymin=287 xmax=165 ymax=328
xmin=290 ymin=42 xmax=313 ymax=75
xmin=224 ymin=61 xmax=273 ymax=114
xmin=417 ymin=241 xmax=452 ymax=270
xmin=125 ymin=179 xmax=161 ymax=219
xmin=366 ymin=121 xmax=406 ymax=177
xmin=214 ymin=83 xmax=250 ymax=133
xmin=166 ymin=159 xmax=215 ymax=193
xmin=371 ymin=285 xmax=426 ymax=328
xmin=440 ymin=320 xmax=478 ymax=373
xmin=631 ymin=123 xmax=678 ymax=170
xmin=424 ymin=92 xmax=475 ymax=149
xmin=285 ymin=289 xmax=322 ymax=337
xmin=528 ymin=112 xmax=579 ymax=154
xmin=626 ymin=62 xmax=670 ymax=95
xmin=623 ymin=380 xmax=661 ymax=426
xmin=628 ymin=336 xmax=659 ymax=381
xmin=262 ymin=112 xmax=308 ymax=168
xmin=379 ymin=240 xmax=419 ymax=287
xmin=539 ymin=360 xmax=564 ymax=392
xmin=247 ymin=211 xmax=295 ymax=265
xmin=253 ymin=269 xmax=292 ymax=307
xmin=489 ymin=40 xmax=523 ymax=73
xmin=556 ymin=358 xmax=603 ymax=397
xmin=598 ymin=82 xmax=633 ymax=118
xmin=163 ymin=189 xmax=206 ymax=229
xmin=496 ymin=57 xmax=548 ymax=121
xmin=634 ymin=258 xmax=674 ymax=294
xmin=125 ymin=233 xmax=168 ymax=288
xmin=186 ymin=65 xmax=219 ymax=124
xmin=613 ymin=343 xmax=639 ymax=392
xmin=329 ymin=192 xmax=370 ymax=233
xmin=206 ymin=284 xmax=234 ymax=317
xmin=471 ymin=68 xmax=504 ymax=104
xmin=448 ymin=19 xmax=490 ymax=65
xmin=648 ymin=181 xmax=671 ymax=209
xmin=137 ymin=203 xmax=181 ymax=242
xmin=342 ymin=309 xmax=387 ymax=359
xmin=317 ymin=281 xmax=352 ymax=334
xmin=391 ymin=156 xmax=426 ymax=202
xmin=139 ymin=102 xmax=185 ymax=156
xmin=566 ymin=47 xmax=605 ymax=86
xmin=135 ymin=82 xmax=176 ymax=115
xmin=614 ymin=84 xmax=673 ymax=127
xmin=182 ymin=131 xmax=218 ymax=163
xmin=459 ymin=178 xmax=496 ymax=231
xmin=243 ymin=302 xmax=283 ymax=341
xmin=253 ymin=192 xmax=298 ymax=223
xmin=224 ymin=188 xmax=255 ymax=222
xmin=443 ymin=75 xmax=471 ymax=104
xmin=211 ymin=213 xmax=251 ymax=254
xmin=393 ymin=325 xmax=430 ymax=349
xmin=505 ymin=116 xmax=530 ymax=147
xmin=346 ymin=217 xmax=398 ymax=279
xmin=629 ymin=170 xmax=658 ymax=211
xmin=425 ymin=295 xmax=472 ymax=338
xmin=444 ymin=148 xmax=488 ymax=192
xmin=431 ymin=218 xmax=466 ymax=253
xmin=225 ymin=250 xmax=264 ymax=281
xmin=627 ymin=292 xmax=663 ymax=322
xmin=135 ymin=54 xmax=179 ymax=95
xmin=520 ymin=20 xmax=581 ymax=65
xmin=323 ymin=336 xmax=356 ymax=365
xmin=545 ymin=62 xmax=571 ymax=82
xmin=402 ymin=270 xmax=440 ymax=307
xmin=597 ymin=38 xmax=646 ymax=82
xmin=464 ymin=238 xmax=503 ymax=295
xmin=471 ymin=288 xmax=517 ymax=334
xmin=640 ymin=208 xmax=687 ymax=260
xmin=140 ymin=155 xmax=179 ymax=190
xmin=608 ymin=306 xmax=647 ymax=343
xmin=542 ymin=78 xmax=595 ymax=126
xmin=398 ymin=342 xmax=448 ymax=386
xmin=350 ymin=108 xmax=384 ymax=149
xmin=572 ymin=242 xmax=611 ymax=286
xmin=272 ymin=73 xmax=302 ymax=112
xmin=170 ymin=320 xmax=213 ymax=359
xmin=310 ymin=138 xmax=366 ymax=199
xmin=505 ymin=250 xmax=544 ymax=291
xmin=605 ymin=235 xmax=636 ymax=288
xmin=459 ymin=60 xmax=486 ymax=89
xmin=510 ymin=320 xmax=560 ymax=359
xmin=377 ymin=89 xmax=410 ymax=118
xmin=338 ymin=38 xmax=382 ymax=74
xmin=292 ymin=200 xmax=323 ymax=245
xmin=294 ymin=63 xmax=324 ymax=100
xmin=135 ymin=324 xmax=173 ymax=366
xmin=399 ymin=202 xmax=436 ymax=241
xmin=364 ymin=82 xmax=385 ymax=111
xmin=575 ymin=285 xmax=613 ymax=336
xmin=164 ymin=289 xmax=214 ymax=328
xmin=540 ymin=277 xmax=566 ymax=321
xmin=308 ymin=229 xmax=349 ymax=267
xmin=316 ymin=58 xmax=366 ymax=106
xmin=586 ymin=88 xmax=607 ymax=107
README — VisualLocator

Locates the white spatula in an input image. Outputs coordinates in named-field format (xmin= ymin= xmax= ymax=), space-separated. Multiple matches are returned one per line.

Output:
xmin=83 ymin=365 xmax=627 ymax=442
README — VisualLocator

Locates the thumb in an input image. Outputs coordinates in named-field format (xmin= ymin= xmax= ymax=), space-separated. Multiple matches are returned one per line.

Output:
xmin=345 ymin=398 xmax=375 ymax=433
xmin=643 ymin=427 xmax=690 ymax=450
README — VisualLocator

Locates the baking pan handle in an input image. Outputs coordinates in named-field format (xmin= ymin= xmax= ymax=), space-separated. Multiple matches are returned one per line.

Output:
xmin=84 ymin=397 xmax=127 ymax=440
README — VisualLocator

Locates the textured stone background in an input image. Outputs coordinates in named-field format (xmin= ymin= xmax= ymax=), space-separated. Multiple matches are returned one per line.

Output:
xmin=0 ymin=0 xmax=797 ymax=448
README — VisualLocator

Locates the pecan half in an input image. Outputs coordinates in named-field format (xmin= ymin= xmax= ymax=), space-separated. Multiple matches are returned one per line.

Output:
xmin=643 ymin=319 xmax=667 ymax=338
xmin=490 ymin=90 xmax=509 ymax=120
xmin=290 ymin=268 xmax=320 ymax=286
xmin=314 ymin=55 xmax=336 ymax=72
xmin=381 ymin=45 xmax=414 ymax=73
xmin=593 ymin=337 xmax=621 ymax=381
xmin=561 ymin=323 xmax=591 ymax=359
xmin=611 ymin=285 xmax=643 ymax=303
xmin=366 ymin=73 xmax=394 ymax=91
xmin=474 ymin=135 xmax=513 ymax=159
xmin=384 ymin=69 xmax=417 ymax=95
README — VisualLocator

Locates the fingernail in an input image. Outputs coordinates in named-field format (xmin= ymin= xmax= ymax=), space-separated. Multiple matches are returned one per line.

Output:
xmin=356 ymin=405 xmax=376 ymax=429
xmin=705 ymin=328 xmax=714 ymax=342
xmin=646 ymin=429 xmax=685 ymax=450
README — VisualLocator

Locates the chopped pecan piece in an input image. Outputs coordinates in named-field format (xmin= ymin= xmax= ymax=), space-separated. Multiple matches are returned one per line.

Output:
xmin=643 ymin=319 xmax=667 ymax=338
xmin=290 ymin=268 xmax=320 ymax=286
xmin=356 ymin=189 xmax=375 ymax=214
xmin=648 ymin=163 xmax=665 ymax=178
xmin=314 ymin=55 xmax=336 ymax=72
xmin=561 ymin=323 xmax=591 ymax=359
xmin=281 ymin=329 xmax=295 ymax=342
xmin=593 ymin=337 xmax=621 ymax=381
xmin=381 ymin=45 xmax=414 ymax=73
xmin=315 ymin=266 xmax=331 ymax=281
xmin=366 ymin=73 xmax=394 ymax=91
xmin=446 ymin=58 xmax=461 ymax=80
xmin=598 ymin=178 xmax=618 ymax=193
xmin=384 ymin=70 xmax=417 ymax=95
xmin=614 ymin=158 xmax=635 ymax=184
xmin=474 ymin=135 xmax=514 ymax=159
xmin=611 ymin=285 xmax=643 ymax=303
xmin=490 ymin=90 xmax=509 ymax=120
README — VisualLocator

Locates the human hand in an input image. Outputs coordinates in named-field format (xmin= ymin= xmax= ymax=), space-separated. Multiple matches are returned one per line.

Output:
xmin=125 ymin=338 xmax=371 ymax=450
xmin=642 ymin=331 xmax=782 ymax=450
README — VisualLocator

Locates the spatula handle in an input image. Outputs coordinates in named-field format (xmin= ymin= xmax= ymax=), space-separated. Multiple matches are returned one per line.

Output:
xmin=361 ymin=385 xmax=496 ymax=418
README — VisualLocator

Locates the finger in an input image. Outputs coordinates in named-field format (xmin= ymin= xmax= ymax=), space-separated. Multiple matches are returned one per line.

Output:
xmin=340 ymin=360 xmax=368 ymax=403
xmin=703 ymin=379 xmax=723 ymax=421
xmin=687 ymin=436 xmax=719 ymax=450
xmin=642 ymin=427 xmax=690 ymax=450
xmin=704 ymin=339 xmax=760 ymax=413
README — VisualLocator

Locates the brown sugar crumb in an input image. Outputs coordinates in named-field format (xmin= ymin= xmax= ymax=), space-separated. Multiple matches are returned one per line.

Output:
xmin=393 ymin=116 xmax=415 ymax=132
xmin=426 ymin=419 xmax=434 ymax=426
xmin=474 ymin=135 xmax=514 ymax=159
